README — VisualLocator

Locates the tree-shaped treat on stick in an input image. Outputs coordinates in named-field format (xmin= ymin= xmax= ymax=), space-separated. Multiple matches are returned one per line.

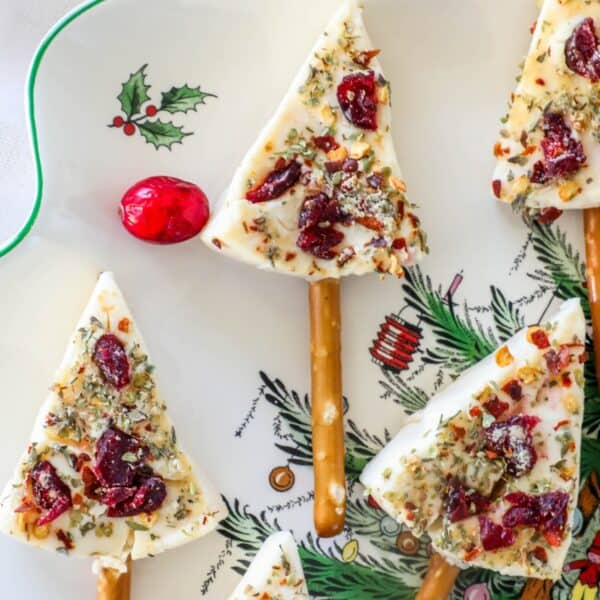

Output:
xmin=202 ymin=0 xmax=426 ymax=537
xmin=228 ymin=531 xmax=308 ymax=599
xmin=361 ymin=299 xmax=586 ymax=596
xmin=0 ymin=273 xmax=226 ymax=599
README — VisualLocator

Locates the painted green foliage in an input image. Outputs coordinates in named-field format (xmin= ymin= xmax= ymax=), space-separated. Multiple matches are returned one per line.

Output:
xmin=214 ymin=220 xmax=600 ymax=600
xmin=110 ymin=64 xmax=216 ymax=149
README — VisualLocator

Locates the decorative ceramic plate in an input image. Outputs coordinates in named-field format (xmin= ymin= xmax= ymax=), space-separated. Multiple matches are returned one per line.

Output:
xmin=1 ymin=0 xmax=599 ymax=598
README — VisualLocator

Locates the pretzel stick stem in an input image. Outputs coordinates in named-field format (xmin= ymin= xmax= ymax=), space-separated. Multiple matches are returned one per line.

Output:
xmin=415 ymin=552 xmax=460 ymax=600
xmin=585 ymin=208 xmax=600 ymax=380
xmin=309 ymin=278 xmax=346 ymax=537
xmin=97 ymin=559 xmax=131 ymax=600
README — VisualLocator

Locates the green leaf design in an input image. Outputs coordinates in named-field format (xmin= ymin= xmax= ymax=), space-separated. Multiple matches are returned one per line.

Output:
xmin=402 ymin=267 xmax=497 ymax=374
xmin=580 ymin=436 xmax=600 ymax=481
xmin=490 ymin=286 xmax=524 ymax=342
xmin=117 ymin=64 xmax=150 ymax=119
xmin=160 ymin=84 xmax=216 ymax=114
xmin=137 ymin=119 xmax=190 ymax=150
xmin=345 ymin=421 xmax=387 ymax=481
xmin=378 ymin=369 xmax=429 ymax=415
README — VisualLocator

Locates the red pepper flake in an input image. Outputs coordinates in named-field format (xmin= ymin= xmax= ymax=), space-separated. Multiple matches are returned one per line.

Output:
xmin=530 ymin=328 xmax=550 ymax=349
xmin=405 ymin=501 xmax=417 ymax=511
xmin=74 ymin=452 xmax=91 ymax=472
xmin=492 ymin=179 xmax=502 ymax=199
xmin=56 ymin=529 xmax=74 ymax=550
xmin=493 ymin=142 xmax=508 ymax=158
xmin=543 ymin=531 xmax=562 ymax=547
xmin=285 ymin=252 xmax=297 ymax=262
xmin=392 ymin=238 xmax=407 ymax=251
xmin=451 ymin=424 xmax=466 ymax=441
xmin=553 ymin=419 xmax=571 ymax=431
xmin=356 ymin=216 xmax=384 ymax=232
xmin=486 ymin=450 xmax=499 ymax=460
xmin=530 ymin=20 xmax=538 ymax=34
xmin=352 ymin=49 xmax=381 ymax=68
xmin=72 ymin=493 xmax=83 ymax=506
xmin=561 ymin=373 xmax=572 ymax=387
xmin=469 ymin=406 xmax=482 ymax=418
xmin=405 ymin=511 xmax=415 ymax=521
xmin=522 ymin=144 xmax=537 ymax=156
xmin=464 ymin=546 xmax=482 ymax=562
xmin=211 ymin=238 xmax=223 ymax=249
xmin=117 ymin=318 xmax=130 ymax=334
xmin=535 ymin=77 xmax=546 ymax=86
xmin=531 ymin=546 xmax=548 ymax=563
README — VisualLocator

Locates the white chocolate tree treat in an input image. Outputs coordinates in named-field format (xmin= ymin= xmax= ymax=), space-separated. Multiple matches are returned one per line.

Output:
xmin=228 ymin=531 xmax=309 ymax=600
xmin=203 ymin=0 xmax=426 ymax=279
xmin=361 ymin=299 xmax=585 ymax=580
xmin=492 ymin=0 xmax=600 ymax=219
xmin=0 ymin=272 xmax=226 ymax=572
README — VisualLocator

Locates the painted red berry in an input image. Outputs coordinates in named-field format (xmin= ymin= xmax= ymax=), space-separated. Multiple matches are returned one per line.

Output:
xmin=123 ymin=122 xmax=136 ymax=136
xmin=145 ymin=104 xmax=158 ymax=117
xmin=120 ymin=176 xmax=210 ymax=244
xmin=113 ymin=116 xmax=124 ymax=127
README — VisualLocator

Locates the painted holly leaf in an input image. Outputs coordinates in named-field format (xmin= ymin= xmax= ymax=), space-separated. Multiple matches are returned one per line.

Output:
xmin=160 ymin=84 xmax=217 ymax=114
xmin=137 ymin=119 xmax=190 ymax=150
xmin=117 ymin=64 xmax=150 ymax=119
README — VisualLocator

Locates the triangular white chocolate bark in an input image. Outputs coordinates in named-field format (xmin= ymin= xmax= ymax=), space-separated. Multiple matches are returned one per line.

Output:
xmin=203 ymin=0 xmax=426 ymax=279
xmin=492 ymin=0 xmax=600 ymax=212
xmin=229 ymin=531 xmax=309 ymax=600
xmin=0 ymin=272 xmax=226 ymax=571
xmin=361 ymin=299 xmax=585 ymax=580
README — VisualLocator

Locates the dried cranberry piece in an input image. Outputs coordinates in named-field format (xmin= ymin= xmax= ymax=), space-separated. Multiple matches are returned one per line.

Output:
xmin=94 ymin=427 xmax=148 ymax=487
xmin=120 ymin=176 xmax=210 ymax=244
xmin=107 ymin=476 xmax=167 ymax=517
xmin=337 ymin=71 xmax=378 ymax=130
xmin=503 ymin=491 xmax=570 ymax=537
xmin=93 ymin=334 xmax=130 ymax=390
xmin=544 ymin=345 xmax=572 ymax=375
xmin=298 ymin=193 xmax=341 ymax=229
xmin=565 ymin=18 xmax=600 ymax=82
xmin=30 ymin=461 xmax=72 ymax=526
xmin=492 ymin=179 xmax=502 ymax=199
xmin=483 ymin=415 xmax=540 ymax=477
xmin=479 ymin=516 xmax=516 ymax=551
xmin=444 ymin=480 xmax=491 ymax=523
xmin=530 ymin=329 xmax=550 ymax=349
xmin=536 ymin=207 xmax=563 ymax=225
xmin=501 ymin=379 xmax=522 ymax=401
xmin=367 ymin=174 xmax=383 ymax=188
xmin=297 ymin=226 xmax=344 ymax=260
xmin=342 ymin=158 xmax=359 ymax=173
xmin=313 ymin=135 xmax=339 ymax=153
xmin=325 ymin=161 xmax=343 ymax=173
xmin=483 ymin=396 xmax=510 ymax=419
xmin=533 ymin=113 xmax=586 ymax=183
xmin=245 ymin=160 xmax=302 ymax=203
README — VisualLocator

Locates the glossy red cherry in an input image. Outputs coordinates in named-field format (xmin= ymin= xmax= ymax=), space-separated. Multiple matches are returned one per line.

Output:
xmin=120 ymin=176 xmax=210 ymax=244
xmin=123 ymin=122 xmax=136 ymax=136
xmin=145 ymin=104 xmax=158 ymax=116
xmin=113 ymin=116 xmax=124 ymax=127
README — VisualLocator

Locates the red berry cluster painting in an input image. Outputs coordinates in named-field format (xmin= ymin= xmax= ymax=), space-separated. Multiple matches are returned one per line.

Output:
xmin=109 ymin=64 xmax=216 ymax=149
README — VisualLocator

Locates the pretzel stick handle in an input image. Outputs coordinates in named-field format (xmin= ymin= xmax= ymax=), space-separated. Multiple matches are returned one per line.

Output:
xmin=309 ymin=278 xmax=346 ymax=537
xmin=97 ymin=559 xmax=131 ymax=600
xmin=415 ymin=552 xmax=460 ymax=600
xmin=585 ymin=208 xmax=600 ymax=380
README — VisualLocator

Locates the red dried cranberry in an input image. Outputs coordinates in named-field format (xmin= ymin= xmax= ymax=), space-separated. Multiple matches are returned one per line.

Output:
xmin=342 ymin=158 xmax=359 ymax=173
xmin=313 ymin=135 xmax=339 ymax=153
xmin=120 ymin=176 xmax=210 ymax=244
xmin=444 ymin=480 xmax=491 ymax=523
xmin=246 ymin=160 xmax=302 ymax=203
xmin=298 ymin=193 xmax=340 ymax=229
xmin=93 ymin=334 xmax=130 ymax=390
xmin=492 ymin=179 xmax=502 ymax=199
xmin=565 ymin=18 xmax=600 ymax=82
xmin=297 ymin=226 xmax=344 ymax=260
xmin=531 ymin=113 xmax=586 ymax=183
xmin=30 ymin=461 xmax=73 ymax=526
xmin=367 ymin=174 xmax=383 ymax=188
xmin=544 ymin=345 xmax=572 ymax=375
xmin=483 ymin=415 xmax=540 ymax=477
xmin=337 ymin=71 xmax=378 ymax=130
xmin=503 ymin=491 xmax=570 ymax=537
xmin=56 ymin=529 xmax=74 ymax=550
xmin=536 ymin=207 xmax=563 ymax=225
xmin=501 ymin=379 xmax=523 ymax=401
xmin=94 ymin=427 xmax=148 ymax=487
xmin=108 ymin=476 xmax=167 ymax=517
xmin=479 ymin=517 xmax=516 ymax=551
xmin=483 ymin=396 xmax=510 ymax=419
xmin=325 ymin=161 xmax=343 ymax=173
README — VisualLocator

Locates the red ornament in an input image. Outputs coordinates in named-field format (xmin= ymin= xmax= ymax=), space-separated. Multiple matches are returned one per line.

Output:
xmin=120 ymin=176 xmax=210 ymax=244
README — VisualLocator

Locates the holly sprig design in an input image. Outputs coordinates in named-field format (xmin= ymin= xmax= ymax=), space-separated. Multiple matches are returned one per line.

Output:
xmin=109 ymin=64 xmax=216 ymax=149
